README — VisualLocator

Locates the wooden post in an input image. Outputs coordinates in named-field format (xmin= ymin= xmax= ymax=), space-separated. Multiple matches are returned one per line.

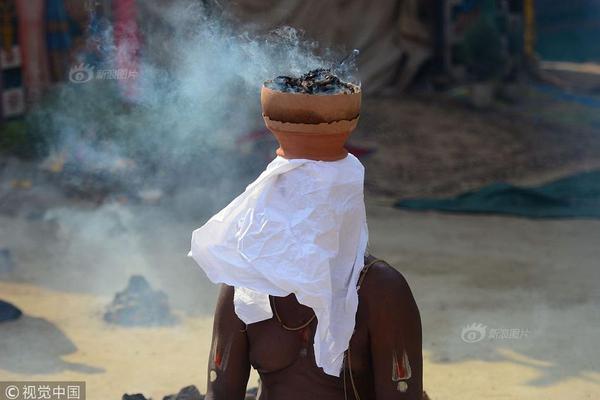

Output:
xmin=524 ymin=0 xmax=536 ymax=59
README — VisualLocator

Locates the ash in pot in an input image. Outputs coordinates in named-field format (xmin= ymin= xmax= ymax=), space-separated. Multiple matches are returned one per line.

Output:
xmin=265 ymin=68 xmax=358 ymax=95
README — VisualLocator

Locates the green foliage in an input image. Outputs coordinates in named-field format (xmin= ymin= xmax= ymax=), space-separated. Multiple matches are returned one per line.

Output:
xmin=0 ymin=119 xmax=44 ymax=159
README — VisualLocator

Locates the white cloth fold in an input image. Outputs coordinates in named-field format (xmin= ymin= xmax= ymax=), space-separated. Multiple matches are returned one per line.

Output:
xmin=189 ymin=153 xmax=368 ymax=376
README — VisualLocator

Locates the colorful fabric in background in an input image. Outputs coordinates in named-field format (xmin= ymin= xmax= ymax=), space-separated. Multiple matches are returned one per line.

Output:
xmin=1 ymin=0 xmax=17 ymax=52
xmin=16 ymin=0 xmax=50 ymax=103
xmin=535 ymin=0 xmax=600 ymax=62
xmin=395 ymin=170 xmax=600 ymax=219
xmin=46 ymin=0 xmax=72 ymax=82
xmin=113 ymin=0 xmax=140 ymax=101
xmin=209 ymin=0 xmax=433 ymax=94
xmin=98 ymin=0 xmax=113 ymax=21
xmin=0 ymin=0 xmax=25 ymax=119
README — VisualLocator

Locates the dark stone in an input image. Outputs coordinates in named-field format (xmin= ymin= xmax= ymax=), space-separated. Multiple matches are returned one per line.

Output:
xmin=122 ymin=394 xmax=149 ymax=400
xmin=161 ymin=384 xmax=258 ymax=400
xmin=176 ymin=385 xmax=203 ymax=400
xmin=104 ymin=275 xmax=178 ymax=326
xmin=162 ymin=385 xmax=203 ymax=400
xmin=0 ymin=299 xmax=22 ymax=322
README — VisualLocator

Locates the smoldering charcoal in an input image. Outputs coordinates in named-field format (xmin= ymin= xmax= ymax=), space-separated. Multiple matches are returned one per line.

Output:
xmin=265 ymin=68 xmax=358 ymax=94
xmin=104 ymin=275 xmax=178 ymax=326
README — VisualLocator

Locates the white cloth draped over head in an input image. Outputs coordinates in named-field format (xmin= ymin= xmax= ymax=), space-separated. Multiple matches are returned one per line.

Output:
xmin=189 ymin=153 xmax=369 ymax=376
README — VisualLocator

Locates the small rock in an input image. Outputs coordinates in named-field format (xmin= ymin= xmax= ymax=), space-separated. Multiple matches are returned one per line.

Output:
xmin=0 ymin=299 xmax=22 ymax=322
xmin=122 ymin=394 xmax=149 ymax=400
xmin=162 ymin=385 xmax=203 ymax=400
xmin=104 ymin=275 xmax=178 ymax=326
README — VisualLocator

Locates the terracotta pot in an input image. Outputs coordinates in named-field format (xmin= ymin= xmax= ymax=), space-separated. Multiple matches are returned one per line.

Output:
xmin=261 ymin=85 xmax=362 ymax=161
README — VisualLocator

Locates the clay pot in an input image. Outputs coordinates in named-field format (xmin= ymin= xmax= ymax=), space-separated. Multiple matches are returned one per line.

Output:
xmin=261 ymin=85 xmax=361 ymax=161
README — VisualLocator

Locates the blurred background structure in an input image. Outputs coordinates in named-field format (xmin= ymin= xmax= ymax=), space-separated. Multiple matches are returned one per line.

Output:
xmin=1 ymin=1 xmax=599 ymax=399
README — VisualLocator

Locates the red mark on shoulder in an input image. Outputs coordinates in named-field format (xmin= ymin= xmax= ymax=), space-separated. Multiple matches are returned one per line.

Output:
xmin=214 ymin=350 xmax=223 ymax=369
xmin=300 ymin=327 xmax=311 ymax=346
xmin=392 ymin=349 xmax=412 ymax=381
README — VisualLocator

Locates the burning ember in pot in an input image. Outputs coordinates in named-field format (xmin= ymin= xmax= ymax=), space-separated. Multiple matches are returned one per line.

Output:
xmin=264 ymin=68 xmax=359 ymax=95
xmin=261 ymin=68 xmax=362 ymax=161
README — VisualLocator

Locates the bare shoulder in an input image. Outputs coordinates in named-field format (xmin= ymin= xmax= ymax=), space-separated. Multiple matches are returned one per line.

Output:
xmin=358 ymin=257 xmax=418 ymax=313
xmin=213 ymin=283 xmax=236 ymax=313
xmin=214 ymin=284 xmax=245 ymax=329
xmin=359 ymin=258 xmax=413 ymax=297
xmin=216 ymin=283 xmax=235 ymax=303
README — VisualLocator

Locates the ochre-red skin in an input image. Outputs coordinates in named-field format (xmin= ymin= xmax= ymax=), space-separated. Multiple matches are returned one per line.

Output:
xmin=204 ymin=255 xmax=423 ymax=400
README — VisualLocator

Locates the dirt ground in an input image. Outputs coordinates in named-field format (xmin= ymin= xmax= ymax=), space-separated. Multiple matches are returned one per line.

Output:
xmin=1 ymin=203 xmax=599 ymax=400
xmin=1 ymin=91 xmax=599 ymax=399
xmin=354 ymin=87 xmax=600 ymax=200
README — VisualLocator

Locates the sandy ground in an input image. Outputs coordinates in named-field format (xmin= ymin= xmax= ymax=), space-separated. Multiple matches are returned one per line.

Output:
xmin=1 ymin=199 xmax=599 ymax=399
xmin=1 ymin=90 xmax=600 ymax=399
xmin=354 ymin=88 xmax=600 ymax=199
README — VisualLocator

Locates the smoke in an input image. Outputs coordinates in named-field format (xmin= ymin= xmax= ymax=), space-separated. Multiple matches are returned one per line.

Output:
xmin=10 ymin=0 xmax=354 ymax=315
xmin=30 ymin=0 xmax=345 ymax=213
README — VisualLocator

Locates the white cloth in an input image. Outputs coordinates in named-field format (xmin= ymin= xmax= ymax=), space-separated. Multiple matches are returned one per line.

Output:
xmin=189 ymin=153 xmax=368 ymax=376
